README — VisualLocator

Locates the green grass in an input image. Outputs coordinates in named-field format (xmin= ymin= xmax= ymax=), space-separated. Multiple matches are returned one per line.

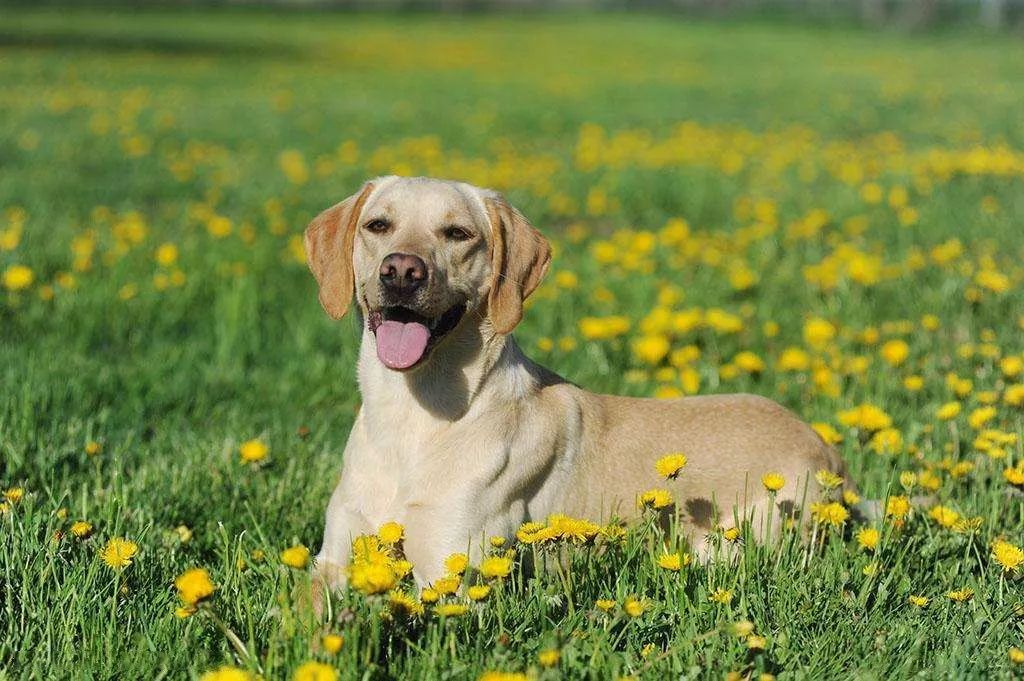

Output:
xmin=2 ymin=7 xmax=1024 ymax=679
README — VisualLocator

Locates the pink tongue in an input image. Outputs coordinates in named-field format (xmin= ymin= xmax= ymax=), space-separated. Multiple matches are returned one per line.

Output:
xmin=375 ymin=320 xmax=431 ymax=369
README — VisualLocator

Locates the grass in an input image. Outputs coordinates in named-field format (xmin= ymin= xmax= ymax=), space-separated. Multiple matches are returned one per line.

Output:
xmin=2 ymin=6 xmax=1024 ymax=679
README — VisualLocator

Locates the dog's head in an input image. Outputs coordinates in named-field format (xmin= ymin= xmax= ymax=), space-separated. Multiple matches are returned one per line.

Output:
xmin=305 ymin=176 xmax=550 ymax=371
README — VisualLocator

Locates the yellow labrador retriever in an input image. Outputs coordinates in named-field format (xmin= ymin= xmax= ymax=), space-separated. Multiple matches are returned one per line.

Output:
xmin=304 ymin=175 xmax=843 ymax=601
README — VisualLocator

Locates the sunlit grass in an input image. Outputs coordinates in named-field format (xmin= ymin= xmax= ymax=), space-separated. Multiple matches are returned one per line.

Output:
xmin=2 ymin=7 xmax=1024 ymax=679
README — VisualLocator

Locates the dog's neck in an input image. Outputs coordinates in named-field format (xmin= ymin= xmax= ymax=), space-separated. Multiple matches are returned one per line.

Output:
xmin=356 ymin=316 xmax=536 ymax=425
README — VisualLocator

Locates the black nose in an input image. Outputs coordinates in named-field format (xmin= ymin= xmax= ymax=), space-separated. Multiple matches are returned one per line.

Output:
xmin=379 ymin=252 xmax=427 ymax=296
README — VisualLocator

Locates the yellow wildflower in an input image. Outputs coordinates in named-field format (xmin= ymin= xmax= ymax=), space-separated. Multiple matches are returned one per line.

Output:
xmin=322 ymin=634 xmax=344 ymax=654
xmin=239 ymin=439 xmax=268 ymax=463
xmin=654 ymin=453 xmax=687 ymax=479
xmin=638 ymin=488 xmax=674 ymax=510
xmin=291 ymin=661 xmax=337 ymax=681
xmin=856 ymin=527 xmax=880 ymax=551
xmin=100 ymin=537 xmax=138 ymax=570
xmin=761 ymin=472 xmax=785 ymax=492
xmin=377 ymin=521 xmax=404 ymax=545
xmin=992 ymin=539 xmax=1024 ymax=572
xmin=479 ymin=556 xmax=512 ymax=579
xmin=174 ymin=567 xmax=215 ymax=605
xmin=280 ymin=544 xmax=310 ymax=569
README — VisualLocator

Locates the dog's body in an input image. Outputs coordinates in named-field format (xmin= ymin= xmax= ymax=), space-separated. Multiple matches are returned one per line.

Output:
xmin=305 ymin=176 xmax=842 ymax=599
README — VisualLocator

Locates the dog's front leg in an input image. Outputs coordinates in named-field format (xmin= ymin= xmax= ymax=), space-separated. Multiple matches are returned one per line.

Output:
xmin=310 ymin=479 xmax=370 ymax=618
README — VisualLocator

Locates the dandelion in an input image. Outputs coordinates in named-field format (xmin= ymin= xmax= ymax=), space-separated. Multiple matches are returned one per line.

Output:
xmin=638 ymin=488 xmax=674 ymax=510
xmin=856 ymin=527 xmax=880 ymax=551
xmin=3 ymin=487 xmax=24 ymax=504
xmin=815 ymin=469 xmax=843 ymax=489
xmin=3 ymin=264 xmax=34 ymax=291
xmin=709 ymin=588 xmax=733 ymax=604
xmin=85 ymin=441 xmax=102 ymax=456
xmin=967 ymin=406 xmax=997 ymax=430
xmin=538 ymin=649 xmax=560 ymax=667
xmin=200 ymin=666 xmax=255 ymax=681
xmin=595 ymin=598 xmax=617 ymax=612
xmin=444 ymin=553 xmax=469 ymax=575
xmin=100 ymin=537 xmax=138 ymax=570
xmin=174 ymin=567 xmax=215 ymax=605
xmin=812 ymin=423 xmax=843 ymax=445
xmin=880 ymin=339 xmax=909 ymax=366
xmin=946 ymin=588 xmax=974 ymax=602
xmin=350 ymin=563 xmax=397 ymax=595
xmin=1010 ymin=647 xmax=1024 ymax=664
xmin=321 ymin=634 xmax=343 ymax=654
xmin=71 ymin=521 xmax=93 ymax=538
xmin=885 ymin=496 xmax=911 ymax=522
xmin=1003 ymin=465 xmax=1024 ymax=486
xmin=435 ymin=603 xmax=469 ymax=617
xmin=239 ymin=439 xmax=268 ymax=463
xmin=992 ymin=539 xmax=1024 ymax=572
xmin=657 ymin=552 xmax=688 ymax=571
xmin=624 ymin=596 xmax=649 ymax=617
xmin=388 ymin=590 xmax=425 ymax=616
xmin=654 ymin=453 xmax=687 ymax=479
xmin=479 ymin=555 xmax=512 ymax=579
xmin=928 ymin=505 xmax=960 ymax=529
xmin=280 ymin=544 xmax=310 ymax=569
xmin=761 ymin=472 xmax=785 ymax=492
xmin=746 ymin=635 xmax=767 ymax=650
xmin=291 ymin=661 xmax=337 ymax=681
xmin=722 ymin=527 xmax=741 ymax=542
xmin=467 ymin=585 xmax=491 ymax=601
xmin=420 ymin=588 xmax=439 ymax=604
xmin=377 ymin=521 xmax=404 ymax=545
xmin=936 ymin=402 xmax=961 ymax=421
xmin=810 ymin=501 xmax=848 ymax=527
xmin=478 ymin=673 xmax=527 ymax=681
xmin=898 ymin=471 xmax=917 ymax=491
xmin=732 ymin=620 xmax=755 ymax=636
xmin=908 ymin=595 xmax=929 ymax=608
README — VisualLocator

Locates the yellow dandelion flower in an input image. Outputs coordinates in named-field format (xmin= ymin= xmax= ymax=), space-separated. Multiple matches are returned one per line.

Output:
xmin=709 ymin=588 xmax=733 ymax=604
xmin=538 ymin=649 xmax=560 ymax=668
xmin=812 ymin=422 xmax=843 ymax=445
xmin=815 ymin=469 xmax=844 ymax=489
xmin=732 ymin=620 xmax=755 ymax=637
xmin=3 ymin=264 xmax=34 ymax=291
xmin=810 ymin=501 xmax=848 ymax=527
xmin=967 ymin=406 xmax=997 ymax=430
xmin=100 ymin=537 xmax=138 ymax=570
xmin=595 ymin=598 xmax=617 ymax=612
xmin=321 ymin=634 xmax=343 ymax=654
xmin=434 ymin=603 xmax=468 ymax=617
xmin=199 ymin=666 xmax=255 ymax=681
xmin=174 ymin=567 xmax=215 ymax=605
xmin=239 ymin=439 xmax=268 ymax=463
xmin=885 ymin=496 xmax=911 ymax=522
xmin=387 ymin=590 xmax=425 ymax=616
xmin=856 ymin=527 xmax=880 ymax=551
xmin=624 ymin=596 xmax=649 ymax=617
xmin=291 ymin=661 xmax=337 ymax=681
xmin=70 ymin=520 xmax=93 ymax=538
xmin=444 ymin=552 xmax=469 ymax=575
xmin=638 ymin=488 xmax=674 ymax=510
xmin=654 ymin=453 xmax=687 ymax=479
xmin=928 ymin=505 xmax=960 ymax=529
xmin=657 ymin=552 xmax=686 ymax=571
xmin=936 ymin=402 xmax=961 ymax=421
xmin=432 ymin=575 xmax=461 ymax=596
xmin=908 ymin=595 xmax=929 ymax=608
xmin=992 ymin=539 xmax=1024 ymax=572
xmin=761 ymin=472 xmax=785 ymax=492
xmin=467 ymin=585 xmax=491 ymax=601
xmin=3 ymin=487 xmax=24 ymax=504
xmin=280 ymin=544 xmax=310 ymax=569
xmin=478 ymin=555 xmax=513 ymax=579
xmin=946 ymin=588 xmax=973 ymax=602
xmin=349 ymin=562 xmax=397 ymax=595
xmin=419 ymin=588 xmax=439 ymax=604
xmin=377 ymin=521 xmax=404 ymax=545
xmin=1010 ymin=647 xmax=1024 ymax=664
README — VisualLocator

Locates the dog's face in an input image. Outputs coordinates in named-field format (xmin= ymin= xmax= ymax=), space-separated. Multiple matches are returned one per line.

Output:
xmin=305 ymin=176 xmax=551 ymax=371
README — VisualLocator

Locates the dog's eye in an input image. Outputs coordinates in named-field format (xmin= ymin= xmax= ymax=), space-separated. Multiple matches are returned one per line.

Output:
xmin=443 ymin=226 xmax=472 ymax=241
xmin=363 ymin=219 xmax=390 ymax=234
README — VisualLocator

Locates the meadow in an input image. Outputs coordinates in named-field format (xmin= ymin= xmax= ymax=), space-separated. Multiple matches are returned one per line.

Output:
xmin=2 ymin=7 xmax=1024 ymax=679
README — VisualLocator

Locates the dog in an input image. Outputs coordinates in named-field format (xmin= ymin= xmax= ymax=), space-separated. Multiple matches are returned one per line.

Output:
xmin=304 ymin=175 xmax=844 ymax=607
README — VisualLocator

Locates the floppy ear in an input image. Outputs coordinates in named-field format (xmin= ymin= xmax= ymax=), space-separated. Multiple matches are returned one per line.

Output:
xmin=485 ymin=196 xmax=552 ymax=335
xmin=304 ymin=182 xmax=375 ymax=319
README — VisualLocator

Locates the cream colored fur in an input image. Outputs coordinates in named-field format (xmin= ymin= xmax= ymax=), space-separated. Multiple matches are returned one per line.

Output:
xmin=304 ymin=176 xmax=843 ymax=608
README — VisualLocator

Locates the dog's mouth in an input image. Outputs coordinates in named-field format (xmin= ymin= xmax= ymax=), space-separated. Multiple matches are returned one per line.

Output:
xmin=367 ymin=303 xmax=466 ymax=370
